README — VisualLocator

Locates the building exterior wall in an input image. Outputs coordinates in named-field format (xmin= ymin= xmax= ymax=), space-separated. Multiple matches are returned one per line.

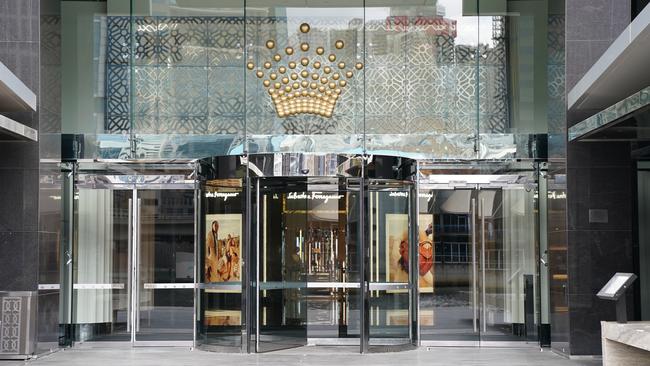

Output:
xmin=561 ymin=0 xmax=637 ymax=357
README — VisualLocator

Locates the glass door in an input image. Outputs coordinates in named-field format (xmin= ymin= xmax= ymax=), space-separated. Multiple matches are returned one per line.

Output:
xmin=70 ymin=176 xmax=196 ymax=346
xmin=72 ymin=187 xmax=133 ymax=342
xmin=420 ymin=183 xmax=539 ymax=346
xmin=255 ymin=178 xmax=308 ymax=352
xmin=364 ymin=184 xmax=417 ymax=351
xmin=419 ymin=188 xmax=480 ymax=344
xmin=133 ymin=189 xmax=195 ymax=344
xmin=477 ymin=185 xmax=538 ymax=344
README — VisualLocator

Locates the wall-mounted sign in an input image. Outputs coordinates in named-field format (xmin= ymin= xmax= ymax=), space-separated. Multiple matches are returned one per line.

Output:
xmin=286 ymin=191 xmax=344 ymax=203
xmin=205 ymin=191 xmax=240 ymax=201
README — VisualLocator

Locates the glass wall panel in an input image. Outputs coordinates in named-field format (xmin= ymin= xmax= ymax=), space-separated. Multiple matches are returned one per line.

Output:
xmin=128 ymin=1 xmax=246 ymax=158
xmin=363 ymin=0 xmax=480 ymax=158
xmin=244 ymin=0 xmax=365 ymax=154
xmin=60 ymin=2 xmax=107 ymax=136
xmin=477 ymin=1 xmax=563 ymax=159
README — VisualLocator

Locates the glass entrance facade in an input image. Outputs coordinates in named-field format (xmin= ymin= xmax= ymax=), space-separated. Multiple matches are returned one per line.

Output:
xmin=46 ymin=0 xmax=562 ymax=355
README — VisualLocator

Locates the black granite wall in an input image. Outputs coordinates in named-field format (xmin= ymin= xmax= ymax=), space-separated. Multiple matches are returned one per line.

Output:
xmin=562 ymin=0 xmax=637 ymax=356
xmin=0 ymin=0 xmax=40 ymax=290
xmin=0 ymin=0 xmax=61 ymax=355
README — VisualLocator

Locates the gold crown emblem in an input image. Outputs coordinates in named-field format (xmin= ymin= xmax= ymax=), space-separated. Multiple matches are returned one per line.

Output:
xmin=246 ymin=23 xmax=364 ymax=118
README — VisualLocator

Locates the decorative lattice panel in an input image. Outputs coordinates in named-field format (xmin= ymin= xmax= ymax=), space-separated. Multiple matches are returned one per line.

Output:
xmin=105 ymin=15 xmax=509 ymax=137
xmin=1 ymin=297 xmax=22 ymax=354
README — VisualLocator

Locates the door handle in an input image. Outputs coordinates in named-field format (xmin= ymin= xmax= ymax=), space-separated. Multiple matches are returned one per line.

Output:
xmin=481 ymin=197 xmax=487 ymax=333
xmin=127 ymin=198 xmax=133 ymax=332
xmin=136 ymin=198 xmax=142 ymax=332
xmin=471 ymin=198 xmax=478 ymax=333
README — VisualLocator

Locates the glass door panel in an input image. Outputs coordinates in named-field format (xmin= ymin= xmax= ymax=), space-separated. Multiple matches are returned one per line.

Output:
xmin=305 ymin=181 xmax=361 ymax=342
xmin=199 ymin=179 xmax=245 ymax=350
xmin=366 ymin=188 xmax=414 ymax=348
xmin=421 ymin=189 xmax=479 ymax=343
xmin=72 ymin=188 xmax=132 ymax=342
xmin=256 ymin=179 xmax=308 ymax=352
xmin=421 ymin=184 xmax=539 ymax=345
xmin=134 ymin=189 xmax=195 ymax=343
xmin=478 ymin=186 xmax=538 ymax=343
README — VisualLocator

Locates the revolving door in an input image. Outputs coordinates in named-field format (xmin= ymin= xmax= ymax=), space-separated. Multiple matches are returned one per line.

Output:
xmin=196 ymin=154 xmax=418 ymax=353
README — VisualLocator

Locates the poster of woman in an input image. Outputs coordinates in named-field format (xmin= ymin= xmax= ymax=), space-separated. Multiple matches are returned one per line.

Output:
xmin=205 ymin=214 xmax=242 ymax=283
xmin=385 ymin=213 xmax=435 ymax=292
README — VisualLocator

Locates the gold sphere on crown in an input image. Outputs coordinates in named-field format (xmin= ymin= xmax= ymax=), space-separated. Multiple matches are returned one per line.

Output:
xmin=335 ymin=40 xmax=344 ymax=49
xmin=266 ymin=40 xmax=275 ymax=49
xmin=263 ymin=80 xmax=271 ymax=87
xmin=338 ymin=62 xmax=345 ymax=69
xmin=270 ymin=73 xmax=277 ymax=80
xmin=313 ymin=61 xmax=321 ymax=69
xmin=282 ymin=77 xmax=289 ymax=84
xmin=274 ymin=82 xmax=281 ymax=89
xmin=316 ymin=47 xmax=325 ymax=55
xmin=345 ymin=71 xmax=353 ymax=78
xmin=264 ymin=62 xmax=271 ymax=69
xmin=285 ymin=47 xmax=294 ymax=55
xmin=301 ymin=70 xmax=309 ymax=78
xmin=279 ymin=66 xmax=287 ymax=74
xmin=339 ymin=80 xmax=347 ymax=87
xmin=328 ymin=54 xmax=336 ymax=62
xmin=323 ymin=66 xmax=332 ymax=74
xmin=300 ymin=23 xmax=310 ymax=33
xmin=332 ymin=73 xmax=340 ymax=80
xmin=355 ymin=62 xmax=364 ymax=70
xmin=289 ymin=61 xmax=297 ymax=69
xmin=247 ymin=62 xmax=255 ymax=70
xmin=301 ymin=57 xmax=309 ymax=66
xmin=300 ymin=43 xmax=309 ymax=51
xmin=273 ymin=54 xmax=281 ymax=62
xmin=256 ymin=71 xmax=264 ymax=78
xmin=291 ymin=73 xmax=298 ymax=80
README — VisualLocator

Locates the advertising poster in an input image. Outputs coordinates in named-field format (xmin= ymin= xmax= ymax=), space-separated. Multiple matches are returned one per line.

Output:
xmin=385 ymin=213 xmax=435 ymax=291
xmin=418 ymin=214 xmax=434 ymax=293
xmin=204 ymin=213 xmax=242 ymax=283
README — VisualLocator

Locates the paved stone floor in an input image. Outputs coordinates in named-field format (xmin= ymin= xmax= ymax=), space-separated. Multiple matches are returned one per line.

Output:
xmin=16 ymin=346 xmax=602 ymax=366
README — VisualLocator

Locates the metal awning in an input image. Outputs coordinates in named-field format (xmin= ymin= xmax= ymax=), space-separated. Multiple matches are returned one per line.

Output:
xmin=568 ymin=5 xmax=650 ymax=113
xmin=0 ymin=61 xmax=37 ymax=141
xmin=0 ymin=62 xmax=36 ymax=112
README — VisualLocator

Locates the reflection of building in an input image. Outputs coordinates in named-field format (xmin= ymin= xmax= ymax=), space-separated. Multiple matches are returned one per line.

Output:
xmin=1 ymin=0 xmax=649 ymax=361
